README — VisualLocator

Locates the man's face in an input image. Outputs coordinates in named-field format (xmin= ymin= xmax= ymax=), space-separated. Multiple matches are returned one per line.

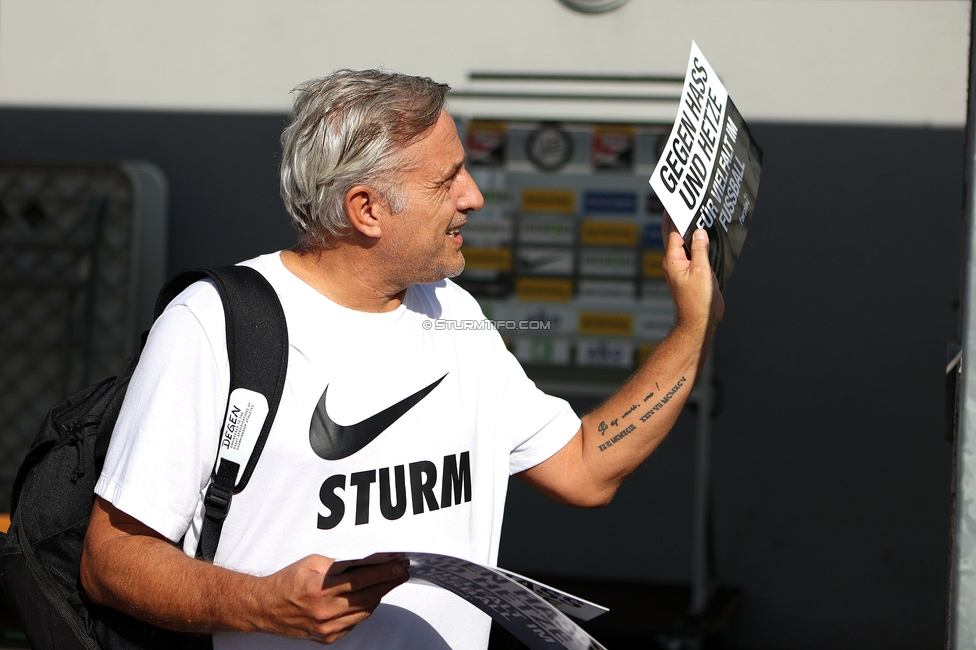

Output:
xmin=380 ymin=111 xmax=483 ymax=286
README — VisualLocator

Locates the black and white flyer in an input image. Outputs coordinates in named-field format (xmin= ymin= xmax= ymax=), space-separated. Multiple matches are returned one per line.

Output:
xmin=649 ymin=41 xmax=763 ymax=291
xmin=328 ymin=552 xmax=608 ymax=650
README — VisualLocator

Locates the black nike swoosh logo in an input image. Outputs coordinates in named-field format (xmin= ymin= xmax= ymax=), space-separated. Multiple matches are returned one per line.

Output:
xmin=308 ymin=375 xmax=447 ymax=460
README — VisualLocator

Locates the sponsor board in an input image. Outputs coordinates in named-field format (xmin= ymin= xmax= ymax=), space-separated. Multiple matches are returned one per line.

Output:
xmin=583 ymin=190 xmax=637 ymax=215
xmin=516 ymin=277 xmax=574 ymax=302
xmin=634 ymin=303 xmax=676 ymax=332
xmin=578 ymin=312 xmax=633 ymax=336
xmin=463 ymin=247 xmax=512 ymax=272
xmin=514 ymin=338 xmax=572 ymax=365
xmin=634 ymin=315 xmax=671 ymax=342
xmin=518 ymin=215 xmax=577 ymax=245
xmin=461 ymin=216 xmax=514 ymax=246
xmin=641 ymin=280 xmax=672 ymax=303
xmin=641 ymin=251 xmax=666 ymax=278
xmin=527 ymin=124 xmax=574 ymax=171
xmin=577 ymin=279 xmax=636 ymax=301
xmin=579 ymin=220 xmax=639 ymax=247
xmin=466 ymin=121 xmax=507 ymax=167
xmin=646 ymin=192 xmax=664 ymax=214
xmin=636 ymin=131 xmax=666 ymax=175
xmin=515 ymin=247 xmax=575 ymax=276
xmin=578 ymin=248 xmax=638 ymax=278
xmin=575 ymin=339 xmax=634 ymax=368
xmin=508 ymin=304 xmax=576 ymax=334
xmin=641 ymin=219 xmax=665 ymax=250
xmin=591 ymin=126 xmax=635 ymax=172
xmin=520 ymin=189 xmax=576 ymax=214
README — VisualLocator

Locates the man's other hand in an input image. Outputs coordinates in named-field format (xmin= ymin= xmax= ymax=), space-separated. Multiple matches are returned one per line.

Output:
xmin=81 ymin=497 xmax=408 ymax=644
xmin=256 ymin=555 xmax=409 ymax=644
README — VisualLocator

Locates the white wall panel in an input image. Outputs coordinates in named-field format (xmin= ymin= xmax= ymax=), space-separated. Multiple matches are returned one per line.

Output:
xmin=0 ymin=0 xmax=969 ymax=125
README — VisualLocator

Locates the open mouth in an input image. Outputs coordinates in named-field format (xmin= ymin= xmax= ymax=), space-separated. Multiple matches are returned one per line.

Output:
xmin=446 ymin=220 xmax=466 ymax=237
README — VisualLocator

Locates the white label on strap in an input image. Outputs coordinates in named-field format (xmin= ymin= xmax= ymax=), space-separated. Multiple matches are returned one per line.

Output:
xmin=218 ymin=388 xmax=269 ymax=484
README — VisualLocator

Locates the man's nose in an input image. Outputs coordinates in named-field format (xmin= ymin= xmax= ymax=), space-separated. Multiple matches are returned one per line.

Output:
xmin=458 ymin=171 xmax=484 ymax=213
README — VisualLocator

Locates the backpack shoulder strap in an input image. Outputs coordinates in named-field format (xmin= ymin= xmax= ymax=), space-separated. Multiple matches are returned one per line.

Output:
xmin=156 ymin=265 xmax=289 ymax=562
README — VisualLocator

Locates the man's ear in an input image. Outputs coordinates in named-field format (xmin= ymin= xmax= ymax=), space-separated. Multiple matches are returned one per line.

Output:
xmin=344 ymin=185 xmax=386 ymax=239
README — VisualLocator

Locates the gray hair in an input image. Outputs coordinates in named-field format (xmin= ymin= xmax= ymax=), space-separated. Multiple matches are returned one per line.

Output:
xmin=279 ymin=69 xmax=450 ymax=249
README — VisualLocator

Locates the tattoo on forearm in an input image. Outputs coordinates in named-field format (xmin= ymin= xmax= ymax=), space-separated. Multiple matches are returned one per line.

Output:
xmin=638 ymin=377 xmax=686 ymax=423
xmin=643 ymin=382 xmax=661 ymax=403
xmin=598 ymin=424 xmax=637 ymax=452
xmin=598 ymin=377 xmax=687 ymax=452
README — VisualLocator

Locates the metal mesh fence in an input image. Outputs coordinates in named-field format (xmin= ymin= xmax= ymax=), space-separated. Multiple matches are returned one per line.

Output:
xmin=0 ymin=162 xmax=142 ymax=512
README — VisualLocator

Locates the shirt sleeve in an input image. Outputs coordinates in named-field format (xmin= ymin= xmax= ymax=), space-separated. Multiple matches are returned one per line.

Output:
xmin=487 ymin=330 xmax=581 ymax=475
xmin=95 ymin=281 xmax=229 ymax=542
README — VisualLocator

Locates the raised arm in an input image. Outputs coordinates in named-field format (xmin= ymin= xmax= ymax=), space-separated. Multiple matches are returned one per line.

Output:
xmin=80 ymin=496 xmax=407 ymax=644
xmin=518 ymin=220 xmax=724 ymax=507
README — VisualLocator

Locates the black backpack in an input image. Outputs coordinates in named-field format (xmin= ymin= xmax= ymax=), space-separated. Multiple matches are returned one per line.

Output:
xmin=0 ymin=265 xmax=289 ymax=650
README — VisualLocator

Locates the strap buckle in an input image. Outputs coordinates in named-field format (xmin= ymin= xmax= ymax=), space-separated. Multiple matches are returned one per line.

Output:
xmin=203 ymin=483 xmax=233 ymax=520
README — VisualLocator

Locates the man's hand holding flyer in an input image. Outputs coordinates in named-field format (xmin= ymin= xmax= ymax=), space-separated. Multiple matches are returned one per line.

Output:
xmin=650 ymin=41 xmax=764 ymax=291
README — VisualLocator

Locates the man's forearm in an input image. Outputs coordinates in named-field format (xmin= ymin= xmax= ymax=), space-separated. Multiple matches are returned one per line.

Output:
xmin=81 ymin=497 xmax=408 ymax=642
xmin=518 ymin=227 xmax=723 ymax=507
xmin=574 ymin=226 xmax=724 ymax=499
xmin=579 ymin=320 xmax=713 ymax=498
xmin=81 ymin=499 xmax=268 ymax=634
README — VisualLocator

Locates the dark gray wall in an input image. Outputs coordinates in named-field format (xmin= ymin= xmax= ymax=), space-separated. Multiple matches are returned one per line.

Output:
xmin=0 ymin=108 xmax=300 ymax=272
xmin=504 ymin=124 xmax=963 ymax=649
xmin=0 ymin=109 xmax=963 ymax=649
xmin=714 ymin=124 xmax=961 ymax=649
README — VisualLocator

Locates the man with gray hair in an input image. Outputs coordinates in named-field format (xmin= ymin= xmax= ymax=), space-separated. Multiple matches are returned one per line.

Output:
xmin=81 ymin=69 xmax=723 ymax=649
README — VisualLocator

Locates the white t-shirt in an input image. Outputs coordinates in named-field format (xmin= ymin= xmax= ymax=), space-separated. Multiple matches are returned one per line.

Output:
xmin=95 ymin=252 xmax=581 ymax=650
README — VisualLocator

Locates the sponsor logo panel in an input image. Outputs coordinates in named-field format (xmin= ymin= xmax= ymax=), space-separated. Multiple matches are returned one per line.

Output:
xmin=641 ymin=219 xmax=665 ymax=249
xmin=575 ymin=339 xmax=634 ymax=368
xmin=641 ymin=280 xmax=671 ymax=303
xmin=520 ymin=189 xmax=576 ymax=214
xmin=461 ymin=217 xmax=513 ymax=246
xmin=515 ymin=278 xmax=574 ymax=302
xmin=466 ymin=121 xmax=507 ymax=167
xmin=579 ymin=248 xmax=638 ymax=278
xmin=577 ymin=279 xmax=636 ymax=301
xmin=514 ymin=338 xmax=572 ymax=366
xmin=517 ymin=215 xmax=576 ymax=245
xmin=583 ymin=191 xmax=637 ymax=215
xmin=514 ymin=247 xmax=574 ymax=276
xmin=526 ymin=125 xmax=574 ymax=171
xmin=642 ymin=251 xmax=666 ymax=278
xmin=507 ymin=304 xmax=576 ymax=334
xmin=646 ymin=192 xmax=664 ymax=214
xmin=591 ymin=126 xmax=635 ymax=172
xmin=578 ymin=312 xmax=633 ymax=336
xmin=634 ymin=307 xmax=675 ymax=340
xmin=462 ymin=247 xmax=512 ymax=272
xmin=580 ymin=220 xmax=638 ymax=246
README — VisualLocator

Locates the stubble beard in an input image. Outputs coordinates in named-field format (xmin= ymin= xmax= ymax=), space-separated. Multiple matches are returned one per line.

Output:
xmin=415 ymin=244 xmax=465 ymax=284
xmin=383 ymin=231 xmax=465 ymax=289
